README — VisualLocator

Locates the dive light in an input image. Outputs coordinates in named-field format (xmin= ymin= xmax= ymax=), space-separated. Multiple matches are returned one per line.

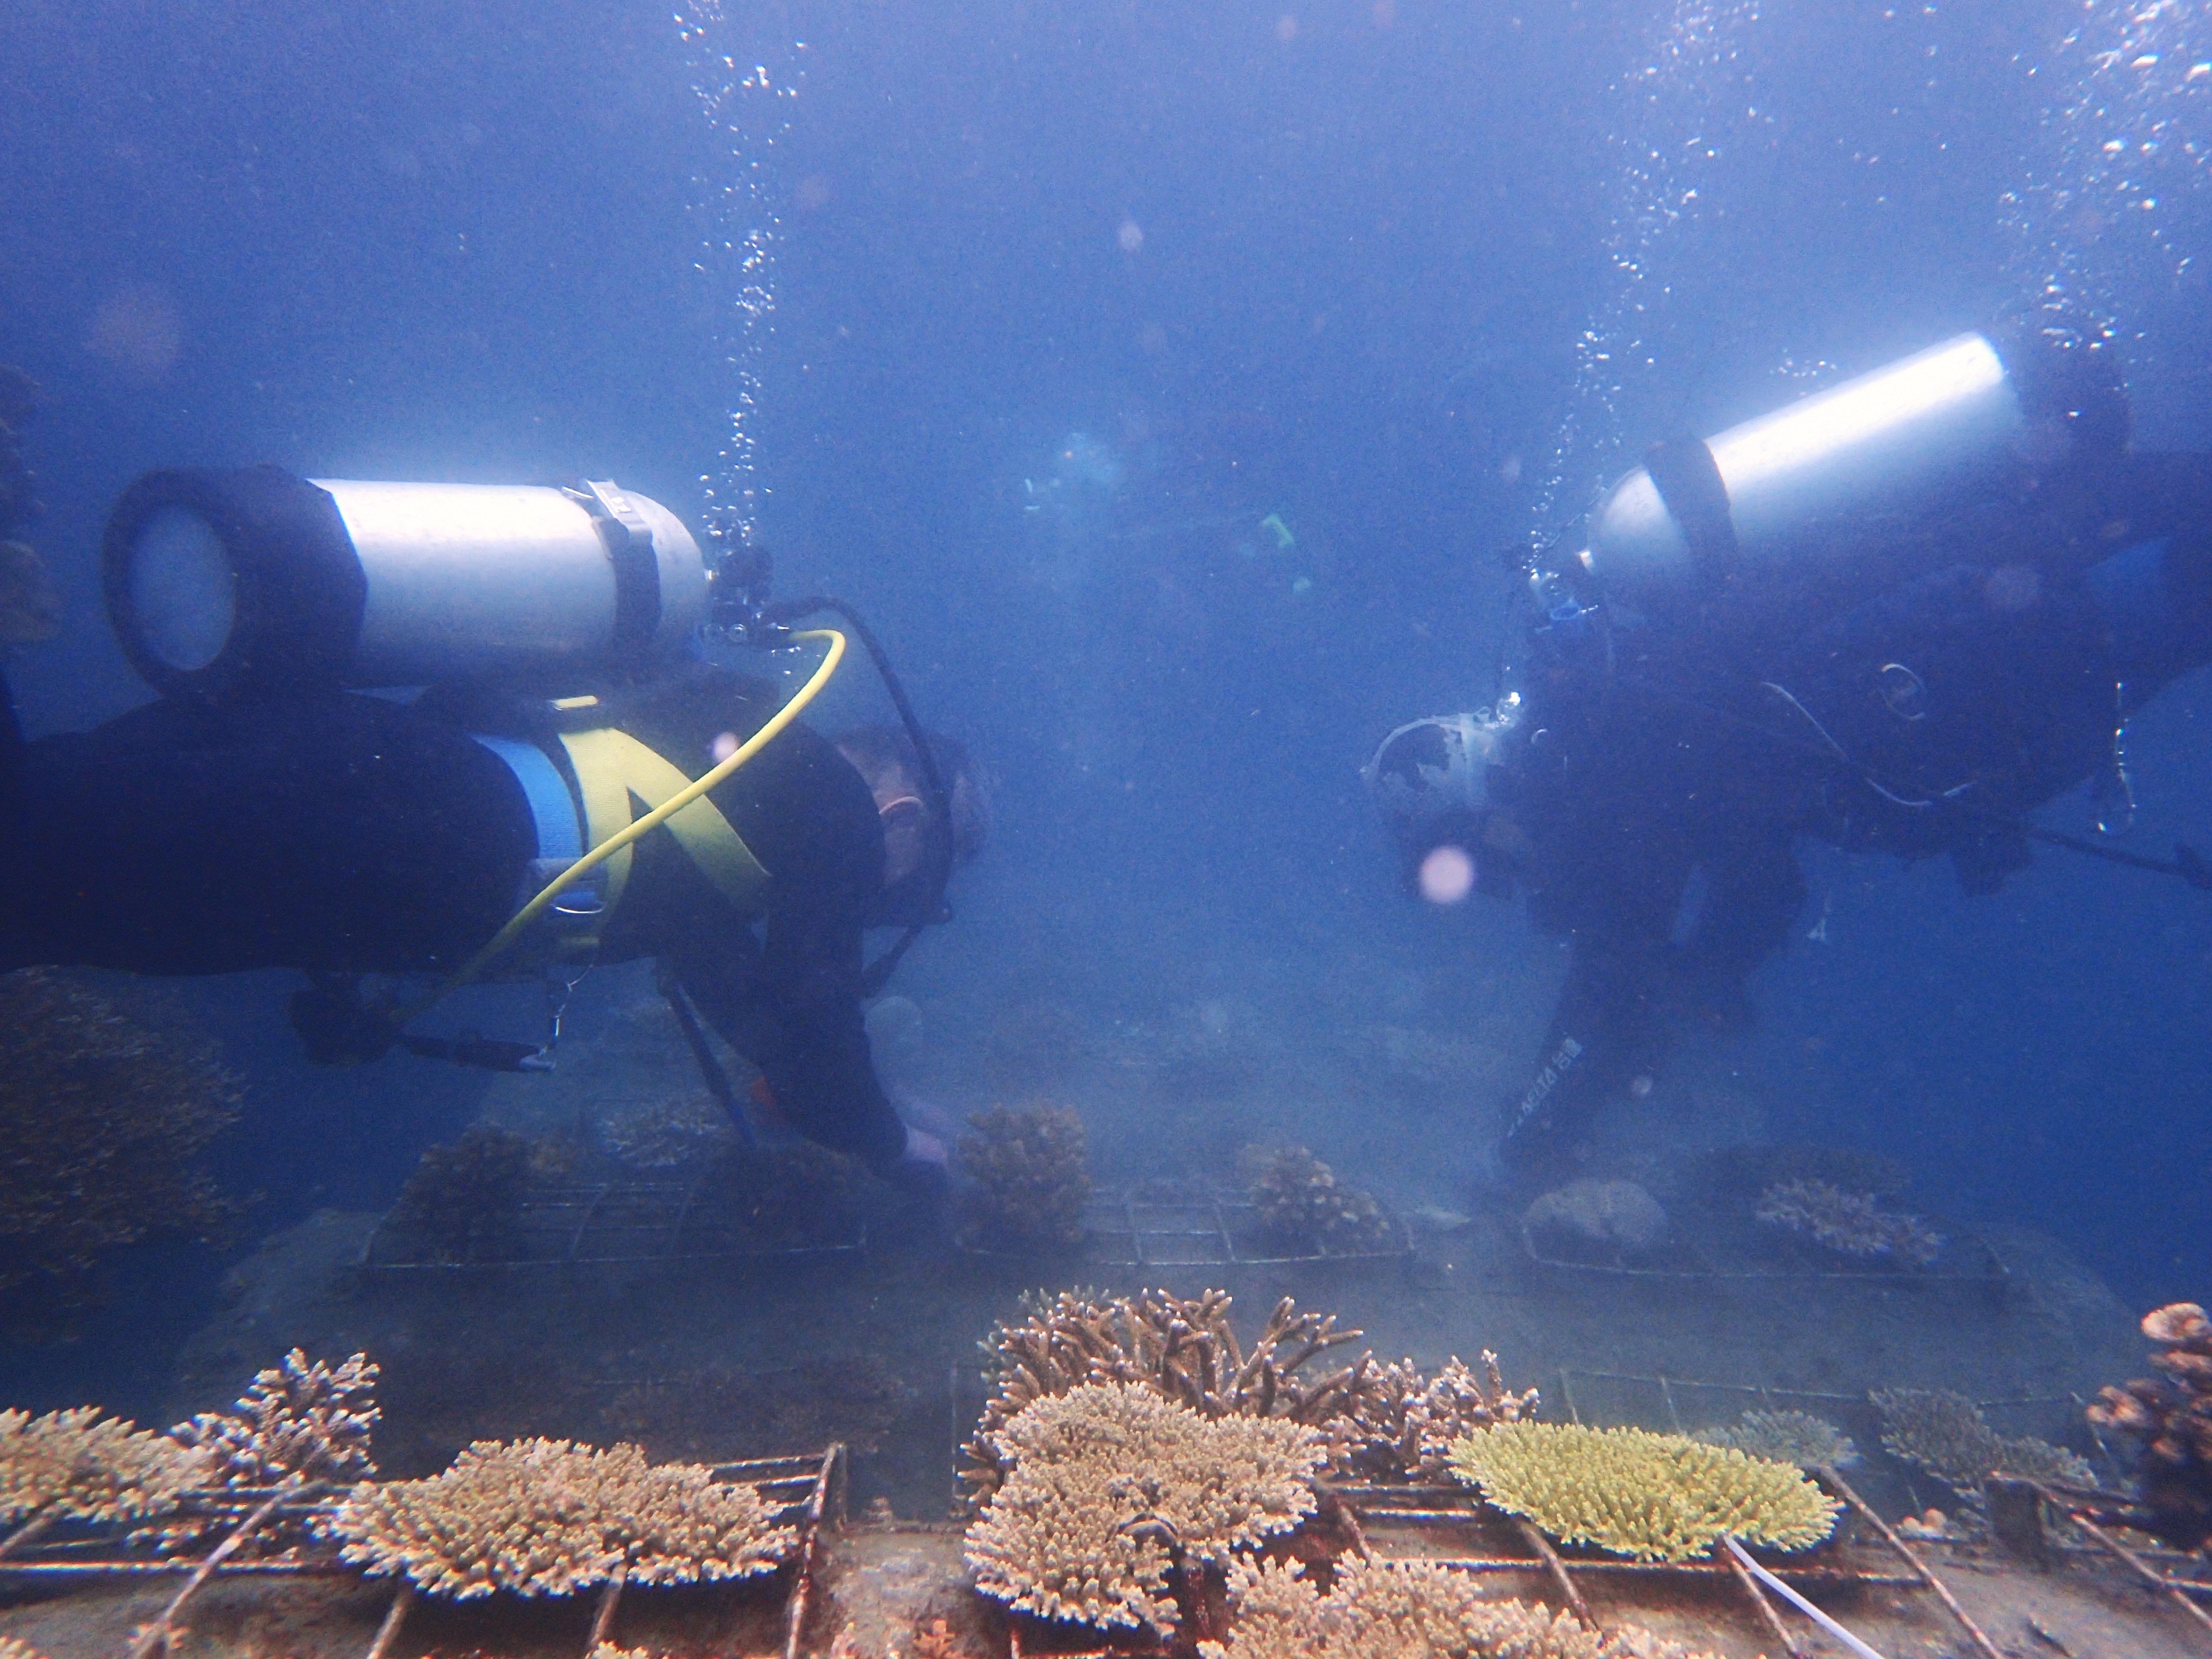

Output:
xmin=102 ymin=467 xmax=714 ymax=700
xmin=1556 ymin=324 xmax=2129 ymax=614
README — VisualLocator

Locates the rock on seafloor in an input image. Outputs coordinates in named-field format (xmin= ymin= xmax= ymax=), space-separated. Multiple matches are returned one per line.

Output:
xmin=1522 ymin=1178 xmax=1669 ymax=1262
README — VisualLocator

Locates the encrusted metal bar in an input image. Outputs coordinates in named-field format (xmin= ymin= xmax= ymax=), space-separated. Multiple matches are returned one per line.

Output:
xmin=587 ymin=1576 xmax=625 ymax=1656
xmin=362 ymin=1581 xmax=416 ymax=1659
xmin=127 ymin=1479 xmax=310 ymax=1659
xmin=0 ymin=1509 xmax=55 ymax=1562
xmin=2043 ymin=1488 xmax=2212 ymax=1640
xmin=1513 ymin=1517 xmax=1596 ymax=1630
xmin=0 ymin=1560 xmax=349 ymax=1577
xmin=781 ymin=1443 xmax=845 ymax=1659
xmin=1822 ymin=1466 xmax=2005 ymax=1659
xmin=566 ymin=1184 xmax=613 ymax=1262
xmin=1414 ymin=1557 xmax=1912 ymax=1586
xmin=1719 ymin=1534 xmax=1803 ymax=1659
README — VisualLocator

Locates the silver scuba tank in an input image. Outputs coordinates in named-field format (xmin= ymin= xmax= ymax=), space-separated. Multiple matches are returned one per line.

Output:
xmin=1565 ymin=327 xmax=2128 ymax=611
xmin=102 ymin=468 xmax=713 ymax=700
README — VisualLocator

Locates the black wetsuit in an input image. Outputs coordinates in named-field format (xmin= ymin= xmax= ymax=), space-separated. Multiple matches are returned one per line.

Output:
xmin=0 ymin=665 xmax=910 ymax=1174
xmin=1499 ymin=453 xmax=2212 ymax=1166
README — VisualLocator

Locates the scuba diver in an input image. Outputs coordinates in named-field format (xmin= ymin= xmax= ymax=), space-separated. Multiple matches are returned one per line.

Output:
xmin=0 ymin=465 xmax=986 ymax=1187
xmin=1366 ymin=315 xmax=2212 ymax=1176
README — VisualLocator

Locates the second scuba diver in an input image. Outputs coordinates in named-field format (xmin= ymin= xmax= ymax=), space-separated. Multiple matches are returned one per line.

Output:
xmin=1366 ymin=313 xmax=2212 ymax=1176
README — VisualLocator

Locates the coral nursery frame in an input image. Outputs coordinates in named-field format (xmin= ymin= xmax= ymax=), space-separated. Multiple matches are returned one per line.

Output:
xmin=356 ymin=1180 xmax=867 ymax=1271
xmin=0 ymin=1444 xmax=847 ymax=1659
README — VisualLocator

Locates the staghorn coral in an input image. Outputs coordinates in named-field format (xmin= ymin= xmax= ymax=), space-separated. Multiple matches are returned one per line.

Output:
xmin=331 ymin=1437 xmax=793 ymax=1599
xmin=1691 ymin=1410 xmax=1858 ymax=1471
xmin=1199 ymin=1556 xmax=1721 ymax=1659
xmin=1446 ymin=1424 xmax=1838 ymax=1563
xmin=171 ymin=1350 xmax=379 ymax=1490
xmin=144 ymin=1350 xmax=379 ymax=1555
xmin=959 ymin=1288 xmax=1366 ymax=1506
xmin=1873 ymin=1388 xmax=2092 ymax=1494
xmin=1338 ymin=1354 xmax=1541 ymax=1481
xmin=0 ymin=970 xmax=240 ymax=1339
xmin=954 ymin=1104 xmax=1091 ymax=1250
xmin=2089 ymin=1302 xmax=2212 ymax=1546
xmin=1240 ymin=1145 xmax=1393 ymax=1255
xmin=1755 ymin=1179 xmax=1942 ymax=1267
xmin=382 ymin=1126 xmax=533 ymax=1264
xmin=0 ymin=1407 xmax=207 ymax=1525
xmin=963 ymin=1382 xmax=1325 ymax=1634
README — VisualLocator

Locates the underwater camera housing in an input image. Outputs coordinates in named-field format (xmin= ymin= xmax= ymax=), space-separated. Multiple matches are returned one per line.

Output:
xmin=102 ymin=467 xmax=716 ymax=700
xmin=1531 ymin=318 xmax=2130 ymax=630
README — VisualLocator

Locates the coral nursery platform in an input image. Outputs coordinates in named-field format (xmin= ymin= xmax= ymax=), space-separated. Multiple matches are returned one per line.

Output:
xmin=5 ymin=1506 xmax=2212 ymax=1659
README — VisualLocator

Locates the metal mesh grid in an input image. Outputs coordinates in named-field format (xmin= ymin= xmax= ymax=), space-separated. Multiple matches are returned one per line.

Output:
xmin=1520 ymin=1220 xmax=2010 ymax=1288
xmin=357 ymin=1181 xmax=865 ymax=1271
xmin=962 ymin=1187 xmax=1413 ymax=1266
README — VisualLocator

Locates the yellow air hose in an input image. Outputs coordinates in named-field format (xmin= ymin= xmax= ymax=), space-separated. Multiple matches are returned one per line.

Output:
xmin=426 ymin=626 xmax=848 ymax=1006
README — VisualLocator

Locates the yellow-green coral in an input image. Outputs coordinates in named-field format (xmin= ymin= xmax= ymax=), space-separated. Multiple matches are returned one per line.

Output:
xmin=1198 ymin=1556 xmax=1721 ymax=1659
xmin=330 ymin=1438 xmax=793 ymax=1599
xmin=0 ymin=1407 xmax=207 ymax=1525
xmin=964 ymin=1382 xmax=1325 ymax=1634
xmin=1446 ymin=1423 xmax=1838 ymax=1563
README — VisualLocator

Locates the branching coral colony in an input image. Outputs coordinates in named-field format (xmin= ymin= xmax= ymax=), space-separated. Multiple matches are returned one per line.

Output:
xmin=0 ymin=968 xmax=240 ymax=1336
xmin=330 ymin=1438 xmax=794 ymax=1599
xmin=958 ymin=1290 xmax=1750 ymax=1655
xmin=1239 ymin=1145 xmax=1393 ymax=1255
xmin=960 ymin=1289 xmax=1545 ymax=1506
xmin=954 ymin=1103 xmax=1091 ymax=1250
xmin=1873 ymin=1388 xmax=2092 ymax=1496
xmin=4 ymin=1349 xmax=795 ymax=1659
xmin=1202 ymin=1557 xmax=1723 ymax=1659
xmin=963 ymin=1382 xmax=1325 ymax=1634
xmin=1755 ymin=1178 xmax=1943 ymax=1267
xmin=2089 ymin=1301 xmax=2212 ymax=1547
xmin=1444 ymin=1424 xmax=1839 ymax=1564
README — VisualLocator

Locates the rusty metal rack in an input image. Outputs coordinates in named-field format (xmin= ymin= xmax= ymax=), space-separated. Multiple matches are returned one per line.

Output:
xmin=355 ymin=1180 xmax=866 ymax=1271
xmin=963 ymin=1186 xmax=1412 ymax=1268
xmin=0 ymin=1445 xmax=847 ymax=1659
xmin=1520 ymin=1219 xmax=2011 ymax=1290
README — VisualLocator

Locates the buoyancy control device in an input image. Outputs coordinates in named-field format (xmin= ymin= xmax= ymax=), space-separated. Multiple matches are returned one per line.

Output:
xmin=97 ymin=463 xmax=961 ymax=1070
xmin=1534 ymin=319 xmax=2129 ymax=628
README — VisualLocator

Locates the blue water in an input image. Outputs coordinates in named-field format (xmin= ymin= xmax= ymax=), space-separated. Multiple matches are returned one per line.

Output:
xmin=2 ymin=0 xmax=2210 ymax=1407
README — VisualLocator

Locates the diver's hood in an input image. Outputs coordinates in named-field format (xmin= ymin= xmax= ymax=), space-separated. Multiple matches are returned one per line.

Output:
xmin=1361 ymin=698 xmax=1525 ymax=841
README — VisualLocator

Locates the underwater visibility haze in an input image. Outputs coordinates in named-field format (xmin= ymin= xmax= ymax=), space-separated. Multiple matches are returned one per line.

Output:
xmin=4 ymin=0 xmax=2212 ymax=1654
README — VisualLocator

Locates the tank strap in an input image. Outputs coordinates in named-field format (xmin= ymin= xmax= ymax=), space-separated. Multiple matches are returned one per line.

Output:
xmin=470 ymin=733 xmax=584 ymax=864
xmin=556 ymin=727 xmax=773 ymax=931
xmin=1644 ymin=436 xmax=1741 ymax=588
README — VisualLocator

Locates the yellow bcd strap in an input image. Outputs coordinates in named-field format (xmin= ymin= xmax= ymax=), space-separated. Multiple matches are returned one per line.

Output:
xmin=557 ymin=726 xmax=772 ymax=925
